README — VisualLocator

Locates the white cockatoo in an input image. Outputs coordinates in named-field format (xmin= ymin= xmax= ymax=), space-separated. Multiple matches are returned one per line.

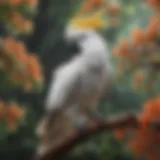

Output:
xmin=36 ymin=8 xmax=114 ymax=157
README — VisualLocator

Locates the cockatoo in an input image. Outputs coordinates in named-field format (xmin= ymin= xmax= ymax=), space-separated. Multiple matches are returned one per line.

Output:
xmin=36 ymin=8 xmax=114 ymax=157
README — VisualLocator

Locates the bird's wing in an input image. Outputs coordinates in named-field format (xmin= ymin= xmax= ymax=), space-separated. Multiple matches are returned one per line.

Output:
xmin=45 ymin=60 xmax=82 ymax=112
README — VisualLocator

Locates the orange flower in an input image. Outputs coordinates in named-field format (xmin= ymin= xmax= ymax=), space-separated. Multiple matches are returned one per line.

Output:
xmin=147 ymin=0 xmax=160 ymax=7
xmin=2 ymin=37 xmax=28 ymax=65
xmin=0 ymin=0 xmax=22 ymax=6
xmin=0 ymin=101 xmax=5 ymax=118
xmin=27 ymin=55 xmax=42 ymax=82
xmin=3 ymin=115 xmax=18 ymax=130
xmin=79 ymin=1 xmax=93 ymax=13
xmin=0 ymin=101 xmax=24 ymax=131
xmin=7 ymin=102 xmax=25 ymax=119
xmin=79 ymin=0 xmax=104 ymax=14
xmin=8 ymin=0 xmax=22 ymax=6
xmin=131 ymin=27 xmax=146 ymax=46
xmin=22 ymin=20 xmax=33 ymax=33
xmin=7 ymin=11 xmax=23 ymax=24
xmin=9 ymin=71 xmax=25 ymax=85
xmin=13 ymin=41 xmax=28 ymax=64
xmin=90 ymin=0 xmax=104 ymax=7
xmin=1 ymin=37 xmax=42 ymax=88
xmin=107 ymin=4 xmax=121 ymax=16
xmin=128 ymin=96 xmax=160 ymax=159
xmin=127 ymin=140 xmax=145 ymax=157
xmin=115 ymin=95 xmax=160 ymax=160
xmin=22 ymin=0 xmax=38 ymax=8
xmin=143 ymin=96 xmax=160 ymax=119
xmin=114 ymin=128 xmax=126 ymax=139
xmin=6 ymin=12 xmax=33 ymax=33
xmin=113 ymin=39 xmax=138 ymax=63
xmin=112 ymin=46 xmax=121 ymax=56
xmin=145 ymin=16 xmax=160 ymax=41
xmin=145 ymin=26 xmax=157 ymax=42
xmin=117 ymin=39 xmax=129 ymax=55
xmin=2 ymin=37 xmax=29 ymax=73
xmin=2 ymin=36 xmax=16 ymax=55
xmin=118 ymin=41 xmax=138 ymax=63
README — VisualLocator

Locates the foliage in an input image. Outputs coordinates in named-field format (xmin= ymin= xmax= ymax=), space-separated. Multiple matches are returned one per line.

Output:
xmin=112 ymin=0 xmax=160 ymax=159
xmin=0 ymin=101 xmax=24 ymax=131
xmin=0 ymin=0 xmax=43 ymax=135
xmin=115 ymin=95 xmax=160 ymax=160
xmin=113 ymin=0 xmax=160 ymax=93
xmin=0 ymin=0 xmax=160 ymax=160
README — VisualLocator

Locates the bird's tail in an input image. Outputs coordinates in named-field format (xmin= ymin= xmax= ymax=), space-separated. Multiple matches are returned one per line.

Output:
xmin=36 ymin=110 xmax=62 ymax=138
xmin=35 ymin=109 xmax=73 ymax=157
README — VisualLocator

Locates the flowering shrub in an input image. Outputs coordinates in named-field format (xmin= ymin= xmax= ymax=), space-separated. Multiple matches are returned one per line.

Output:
xmin=0 ymin=101 xmax=24 ymax=131
xmin=113 ymin=1 xmax=160 ymax=92
xmin=113 ymin=1 xmax=160 ymax=159
xmin=115 ymin=95 xmax=160 ymax=160
xmin=0 ymin=0 xmax=43 ymax=131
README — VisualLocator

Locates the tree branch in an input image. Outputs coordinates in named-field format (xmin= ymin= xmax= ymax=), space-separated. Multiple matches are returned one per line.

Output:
xmin=35 ymin=113 xmax=160 ymax=160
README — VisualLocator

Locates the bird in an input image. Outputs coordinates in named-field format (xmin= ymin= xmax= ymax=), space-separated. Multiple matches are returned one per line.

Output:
xmin=35 ymin=8 xmax=114 ymax=158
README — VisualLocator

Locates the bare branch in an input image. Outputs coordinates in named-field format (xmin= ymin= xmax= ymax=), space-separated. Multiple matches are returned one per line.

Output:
xmin=34 ymin=113 xmax=160 ymax=160
xmin=35 ymin=114 xmax=138 ymax=160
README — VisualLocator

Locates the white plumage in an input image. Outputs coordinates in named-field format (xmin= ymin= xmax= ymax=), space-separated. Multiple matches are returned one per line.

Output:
xmin=46 ymin=27 xmax=113 ymax=113
xmin=36 ymin=26 xmax=114 ymax=157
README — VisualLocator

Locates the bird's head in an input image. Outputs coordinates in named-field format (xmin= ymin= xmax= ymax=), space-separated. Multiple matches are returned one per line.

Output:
xmin=64 ymin=8 xmax=107 ymax=53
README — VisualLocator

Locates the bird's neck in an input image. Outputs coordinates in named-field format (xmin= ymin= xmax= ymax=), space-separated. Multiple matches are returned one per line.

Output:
xmin=80 ymin=32 xmax=110 ymax=60
xmin=77 ymin=32 xmax=112 ymax=71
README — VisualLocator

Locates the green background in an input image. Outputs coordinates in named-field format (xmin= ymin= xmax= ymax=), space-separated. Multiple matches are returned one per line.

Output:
xmin=0 ymin=0 xmax=155 ymax=159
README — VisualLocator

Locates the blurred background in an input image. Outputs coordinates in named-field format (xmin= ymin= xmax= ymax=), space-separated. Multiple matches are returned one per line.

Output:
xmin=0 ymin=0 xmax=159 ymax=160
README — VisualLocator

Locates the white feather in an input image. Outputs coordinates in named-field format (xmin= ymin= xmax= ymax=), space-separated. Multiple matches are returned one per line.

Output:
xmin=45 ymin=26 xmax=113 ymax=114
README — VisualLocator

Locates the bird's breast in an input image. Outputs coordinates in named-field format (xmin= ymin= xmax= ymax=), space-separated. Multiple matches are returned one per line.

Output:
xmin=80 ymin=67 xmax=107 ymax=96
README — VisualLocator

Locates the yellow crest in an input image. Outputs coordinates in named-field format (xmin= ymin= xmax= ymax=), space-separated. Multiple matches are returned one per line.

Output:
xmin=69 ymin=8 xmax=107 ymax=30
